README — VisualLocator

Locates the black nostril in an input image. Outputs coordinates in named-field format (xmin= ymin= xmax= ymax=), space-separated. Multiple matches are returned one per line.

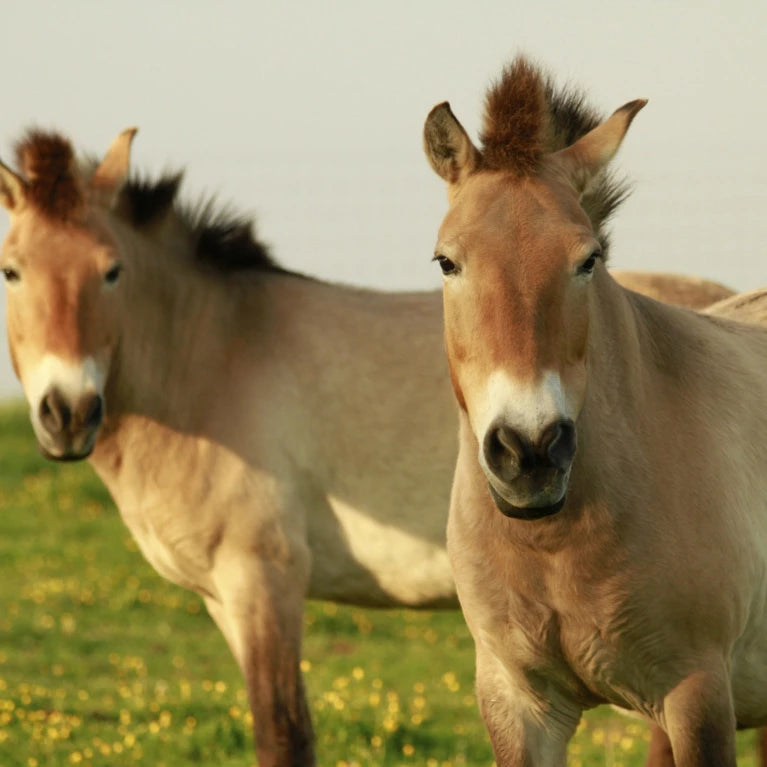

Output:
xmin=540 ymin=419 xmax=577 ymax=470
xmin=483 ymin=421 xmax=534 ymax=481
xmin=81 ymin=394 xmax=103 ymax=430
xmin=39 ymin=389 xmax=71 ymax=435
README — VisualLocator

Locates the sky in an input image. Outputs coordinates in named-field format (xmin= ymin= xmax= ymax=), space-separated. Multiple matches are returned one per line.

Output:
xmin=0 ymin=0 xmax=765 ymax=398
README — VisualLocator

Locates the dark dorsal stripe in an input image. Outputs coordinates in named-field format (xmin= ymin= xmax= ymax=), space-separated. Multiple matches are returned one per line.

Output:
xmin=119 ymin=173 xmax=182 ymax=227
xmin=120 ymin=177 xmax=287 ymax=274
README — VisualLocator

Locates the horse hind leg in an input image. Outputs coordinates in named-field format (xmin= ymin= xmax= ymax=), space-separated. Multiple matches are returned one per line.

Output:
xmin=203 ymin=563 xmax=315 ymax=767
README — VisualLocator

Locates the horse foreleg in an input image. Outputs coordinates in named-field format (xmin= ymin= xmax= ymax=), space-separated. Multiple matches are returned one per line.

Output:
xmin=662 ymin=665 xmax=736 ymax=767
xmin=645 ymin=723 xmax=675 ymax=767
xmin=646 ymin=724 xmax=767 ymax=767
xmin=204 ymin=561 xmax=314 ymax=767
xmin=474 ymin=648 xmax=578 ymax=766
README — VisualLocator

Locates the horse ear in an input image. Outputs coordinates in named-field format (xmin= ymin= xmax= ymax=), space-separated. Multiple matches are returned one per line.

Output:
xmin=424 ymin=102 xmax=481 ymax=187
xmin=90 ymin=127 xmax=138 ymax=204
xmin=0 ymin=160 xmax=27 ymax=212
xmin=553 ymin=99 xmax=647 ymax=194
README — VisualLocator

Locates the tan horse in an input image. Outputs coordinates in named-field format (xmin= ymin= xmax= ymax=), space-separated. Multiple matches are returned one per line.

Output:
xmin=0 ymin=127 xmax=748 ymax=766
xmin=706 ymin=287 xmax=767 ymax=325
xmin=424 ymin=56 xmax=767 ymax=767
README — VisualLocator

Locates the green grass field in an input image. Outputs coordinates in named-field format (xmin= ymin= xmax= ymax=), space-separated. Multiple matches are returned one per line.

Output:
xmin=0 ymin=401 xmax=760 ymax=766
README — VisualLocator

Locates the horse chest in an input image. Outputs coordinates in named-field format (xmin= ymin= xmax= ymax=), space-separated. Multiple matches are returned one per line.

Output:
xmin=94 ymin=457 xmax=225 ymax=596
xmin=91 ymin=425 xmax=264 ymax=598
xmin=118 ymin=502 xmax=218 ymax=595
xmin=453 ymin=517 xmax=650 ymax=709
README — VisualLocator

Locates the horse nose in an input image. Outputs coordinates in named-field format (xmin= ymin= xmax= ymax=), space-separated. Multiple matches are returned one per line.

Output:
xmin=483 ymin=418 xmax=576 ymax=481
xmin=39 ymin=388 xmax=104 ymax=438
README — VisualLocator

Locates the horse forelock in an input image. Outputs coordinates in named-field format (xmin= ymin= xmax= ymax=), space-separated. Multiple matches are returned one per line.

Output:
xmin=10 ymin=127 xmax=297 ymax=278
xmin=480 ymin=57 xmax=548 ymax=176
xmin=479 ymin=56 xmax=631 ymax=257
xmin=14 ymin=129 xmax=84 ymax=221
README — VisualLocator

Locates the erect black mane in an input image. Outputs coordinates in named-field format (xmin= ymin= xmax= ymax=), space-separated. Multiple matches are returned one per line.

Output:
xmin=541 ymin=77 xmax=630 ymax=255
xmin=118 ymin=173 xmax=295 ymax=275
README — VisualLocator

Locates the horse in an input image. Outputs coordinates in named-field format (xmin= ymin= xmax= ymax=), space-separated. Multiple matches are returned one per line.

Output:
xmin=610 ymin=270 xmax=733 ymax=311
xmin=0 ymin=126 xmax=751 ymax=767
xmin=423 ymin=56 xmax=767 ymax=767
xmin=705 ymin=286 xmax=767 ymax=326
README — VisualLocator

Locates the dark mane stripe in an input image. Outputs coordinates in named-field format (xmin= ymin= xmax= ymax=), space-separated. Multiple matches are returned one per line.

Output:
xmin=14 ymin=130 xmax=83 ymax=221
xmin=480 ymin=56 xmax=631 ymax=255
xmin=119 ymin=172 xmax=182 ymax=227
xmin=183 ymin=198 xmax=286 ymax=273
xmin=119 ymin=175 xmax=290 ymax=275
xmin=10 ymin=127 xmax=293 ymax=276
xmin=542 ymin=78 xmax=631 ymax=256
xmin=542 ymin=81 xmax=601 ymax=152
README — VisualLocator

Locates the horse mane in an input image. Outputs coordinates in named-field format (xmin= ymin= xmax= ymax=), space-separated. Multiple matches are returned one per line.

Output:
xmin=119 ymin=175 xmax=291 ymax=274
xmin=480 ymin=56 xmax=631 ymax=254
xmin=12 ymin=128 xmax=290 ymax=275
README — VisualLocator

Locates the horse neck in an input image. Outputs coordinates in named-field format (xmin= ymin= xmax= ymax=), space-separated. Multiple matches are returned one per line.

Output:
xmin=573 ymin=267 xmax=713 ymax=505
xmin=586 ymin=267 xmax=707 ymax=407
xmin=103 ymin=222 xmax=254 ymax=429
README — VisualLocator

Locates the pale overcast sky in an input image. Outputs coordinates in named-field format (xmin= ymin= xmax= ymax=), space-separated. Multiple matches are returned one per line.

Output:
xmin=0 ymin=0 xmax=765 ymax=397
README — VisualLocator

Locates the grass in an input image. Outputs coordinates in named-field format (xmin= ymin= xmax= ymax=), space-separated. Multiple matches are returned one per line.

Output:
xmin=0 ymin=400 xmax=760 ymax=766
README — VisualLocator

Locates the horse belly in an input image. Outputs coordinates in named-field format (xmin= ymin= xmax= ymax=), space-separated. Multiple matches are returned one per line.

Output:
xmin=307 ymin=495 xmax=456 ymax=608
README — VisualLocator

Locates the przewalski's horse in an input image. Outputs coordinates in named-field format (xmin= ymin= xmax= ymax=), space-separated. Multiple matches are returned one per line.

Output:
xmin=0 ymin=129 xmax=457 ymax=767
xmin=611 ymin=270 xmax=733 ymax=311
xmin=706 ymin=286 xmax=767 ymax=326
xmin=424 ymin=56 xmax=767 ymax=767
xmin=0 ymin=126 xmax=748 ymax=766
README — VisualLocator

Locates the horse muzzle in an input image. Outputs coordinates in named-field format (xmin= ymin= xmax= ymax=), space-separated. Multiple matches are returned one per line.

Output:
xmin=480 ymin=417 xmax=576 ymax=519
xmin=32 ymin=387 xmax=104 ymax=461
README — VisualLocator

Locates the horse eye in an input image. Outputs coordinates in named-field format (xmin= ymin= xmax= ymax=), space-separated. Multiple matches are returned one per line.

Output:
xmin=2 ymin=267 xmax=20 ymax=283
xmin=578 ymin=251 xmax=600 ymax=276
xmin=104 ymin=264 xmax=122 ymax=285
xmin=433 ymin=255 xmax=458 ymax=276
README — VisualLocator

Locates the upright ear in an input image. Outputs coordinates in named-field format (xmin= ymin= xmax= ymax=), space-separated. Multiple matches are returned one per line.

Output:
xmin=424 ymin=102 xmax=481 ymax=188
xmin=0 ymin=160 xmax=27 ymax=212
xmin=90 ymin=127 xmax=138 ymax=205
xmin=553 ymin=99 xmax=647 ymax=194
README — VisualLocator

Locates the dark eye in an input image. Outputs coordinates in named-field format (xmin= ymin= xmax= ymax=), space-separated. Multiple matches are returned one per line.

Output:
xmin=104 ymin=264 xmax=122 ymax=285
xmin=578 ymin=251 xmax=600 ymax=276
xmin=433 ymin=255 xmax=458 ymax=276
xmin=1 ymin=267 xmax=20 ymax=283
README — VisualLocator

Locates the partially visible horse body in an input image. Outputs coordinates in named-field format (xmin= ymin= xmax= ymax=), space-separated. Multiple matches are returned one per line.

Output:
xmin=0 ymin=133 xmax=455 ymax=766
xmin=424 ymin=57 xmax=767 ymax=767
xmin=610 ymin=270 xmax=732 ymax=310
xmin=706 ymin=286 xmax=767 ymax=325
xmin=0 ymin=125 xmax=756 ymax=766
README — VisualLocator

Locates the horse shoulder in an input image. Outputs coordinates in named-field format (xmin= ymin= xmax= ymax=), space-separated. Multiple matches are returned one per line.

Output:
xmin=90 ymin=415 xmax=305 ymax=598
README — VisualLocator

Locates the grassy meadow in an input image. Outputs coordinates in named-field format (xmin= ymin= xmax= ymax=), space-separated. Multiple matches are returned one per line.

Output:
xmin=0 ymin=400 xmax=760 ymax=766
